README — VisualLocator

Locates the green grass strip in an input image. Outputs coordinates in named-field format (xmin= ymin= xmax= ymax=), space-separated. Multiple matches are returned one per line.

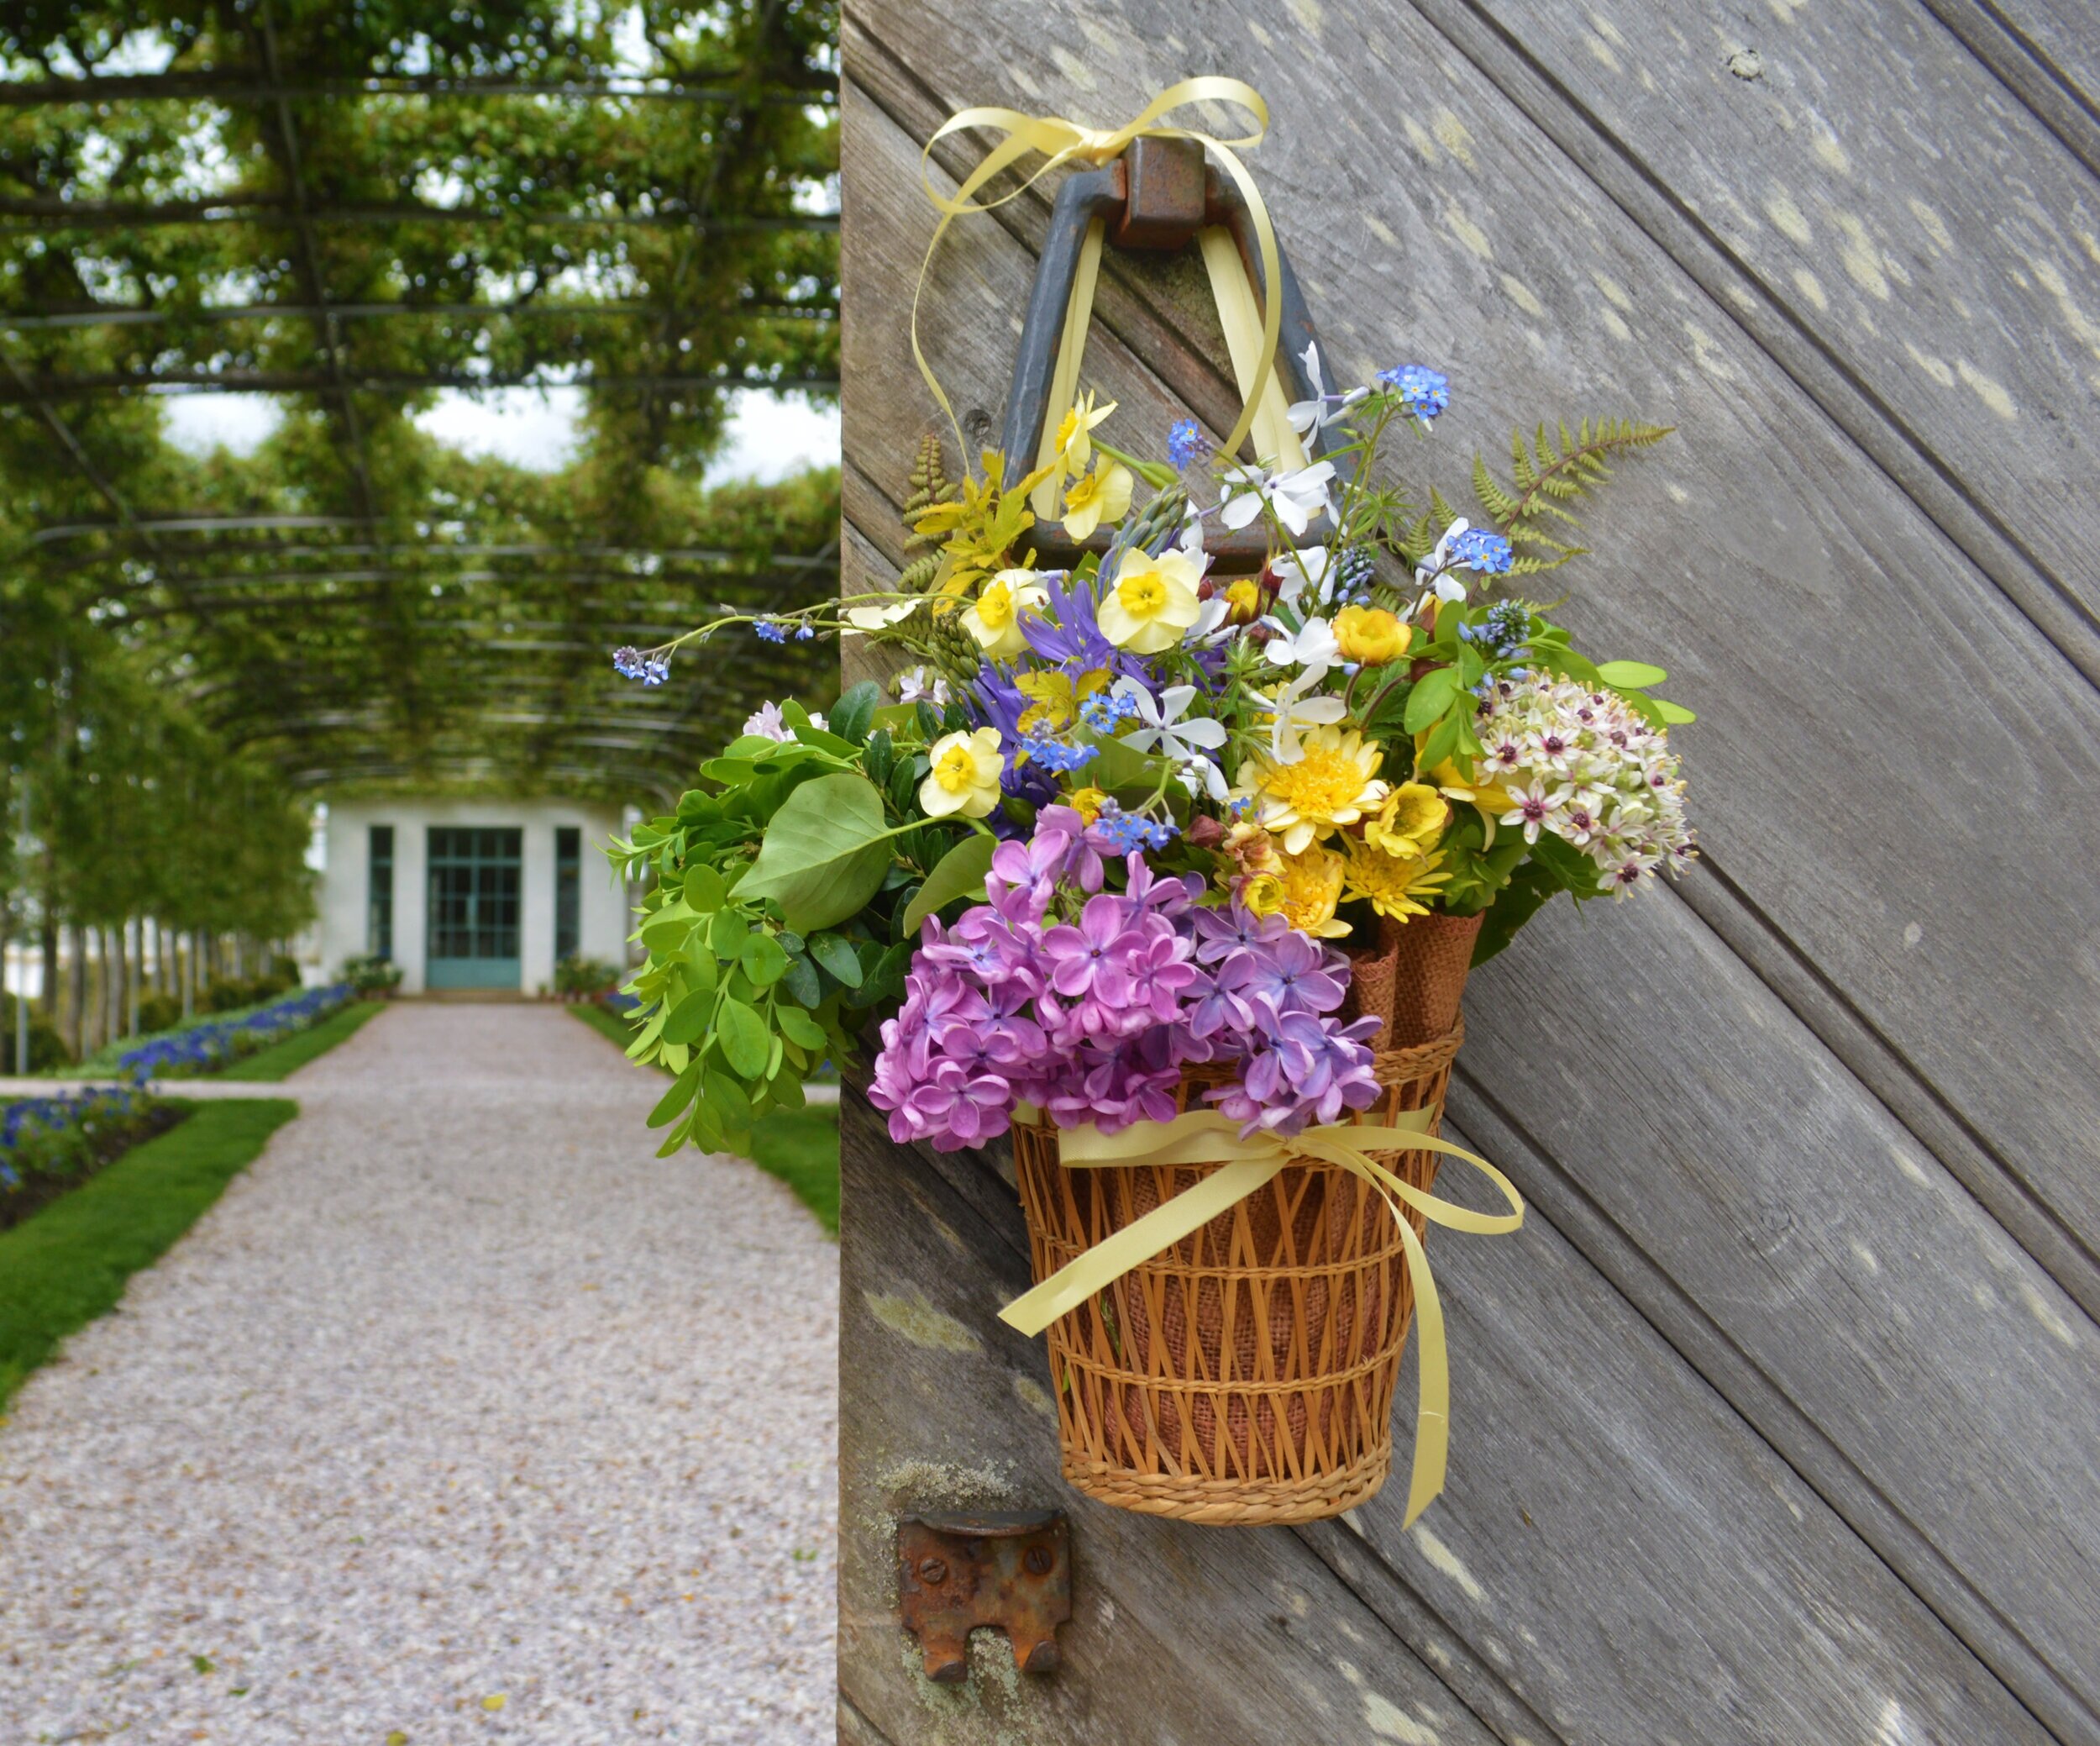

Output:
xmin=0 ymin=1098 xmax=297 ymax=1408
xmin=219 ymin=1000 xmax=386 ymax=1081
xmin=569 ymin=1002 xmax=839 ymax=1238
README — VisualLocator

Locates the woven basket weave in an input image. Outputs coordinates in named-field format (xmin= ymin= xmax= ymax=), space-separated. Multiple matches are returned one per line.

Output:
xmin=1011 ymin=1021 xmax=1464 ymax=1525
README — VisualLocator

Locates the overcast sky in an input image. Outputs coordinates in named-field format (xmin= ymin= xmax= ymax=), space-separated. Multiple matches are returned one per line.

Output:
xmin=159 ymin=386 xmax=839 ymax=484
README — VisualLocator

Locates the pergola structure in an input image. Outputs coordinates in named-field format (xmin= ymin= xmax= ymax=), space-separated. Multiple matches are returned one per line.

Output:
xmin=2 ymin=1 xmax=840 ymax=810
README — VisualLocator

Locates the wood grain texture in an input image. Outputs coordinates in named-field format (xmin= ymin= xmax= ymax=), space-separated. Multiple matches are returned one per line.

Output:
xmin=837 ymin=3 xmax=2100 ymax=1739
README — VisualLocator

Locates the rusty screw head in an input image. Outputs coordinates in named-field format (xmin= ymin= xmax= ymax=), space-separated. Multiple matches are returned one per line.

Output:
xmin=916 ymin=1556 xmax=949 ymax=1585
xmin=1022 ymin=1545 xmax=1053 ymax=1577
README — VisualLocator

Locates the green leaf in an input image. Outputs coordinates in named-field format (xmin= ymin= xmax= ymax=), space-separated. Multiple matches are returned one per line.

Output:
xmin=716 ymin=997 xmax=772 ymax=1078
xmin=780 ymin=949 xmax=822 ymax=1007
xmin=683 ymin=865 xmax=727 ymax=911
xmin=661 ymin=986 xmax=716 ymax=1046
xmin=776 ymin=1006 xmax=827 ymax=1049
xmin=807 ymin=930 xmax=865 ymax=987
xmin=1404 ymin=667 xmax=1462 ymax=734
xmin=647 ymin=1062 xmax=701 ymax=1129
xmin=1654 ymin=697 xmax=1697 ymax=724
xmin=733 ymin=772 xmax=898 ymax=933
xmin=863 ymin=727 xmax=895 ymax=786
xmin=708 ymin=909 xmax=749 ymax=960
xmin=1419 ymin=708 xmax=1463 ymax=775
xmin=1596 ymin=660 xmax=1667 ymax=688
xmin=741 ymin=933 xmax=790 ymax=987
xmin=830 ymin=681 xmax=882 ymax=745
xmin=901 ymin=833 xmax=997 ymax=935
xmin=703 ymin=1067 xmax=752 ymax=1130
xmin=639 ymin=902 xmax=699 ymax=953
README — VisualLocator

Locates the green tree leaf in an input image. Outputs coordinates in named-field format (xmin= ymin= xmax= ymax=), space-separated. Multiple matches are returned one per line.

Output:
xmin=807 ymin=931 xmax=865 ymax=986
xmin=1595 ymin=660 xmax=1668 ymax=688
xmin=733 ymin=772 xmax=898 ymax=933
xmin=900 ymin=834 xmax=997 ymax=935
xmin=776 ymin=1006 xmax=827 ymax=1049
xmin=661 ymin=986 xmax=715 ymax=1046
xmin=683 ymin=865 xmax=727 ymax=911
xmin=716 ymin=997 xmax=772 ymax=1078
xmin=780 ymin=949 xmax=822 ymax=1007
xmin=741 ymin=933 xmax=790 ymax=987
xmin=647 ymin=1062 xmax=701 ymax=1128
xmin=1654 ymin=697 xmax=1697 ymax=724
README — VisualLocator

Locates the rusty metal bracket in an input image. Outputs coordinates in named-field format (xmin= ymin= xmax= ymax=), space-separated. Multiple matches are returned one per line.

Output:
xmin=897 ymin=1510 xmax=1072 ymax=1683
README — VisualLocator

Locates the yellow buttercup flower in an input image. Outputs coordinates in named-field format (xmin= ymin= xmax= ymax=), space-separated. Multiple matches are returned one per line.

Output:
xmin=1222 ymin=577 xmax=1263 ymax=625
xmin=1062 ymin=461 xmax=1134 ymax=541
xmin=1275 ymin=843 xmax=1351 ymax=939
xmin=1098 ymin=548 xmax=1203 ymax=654
xmin=1016 ymin=666 xmax=1109 ymax=734
xmin=1333 ymin=604 xmax=1410 ymax=666
xmin=1242 ymin=871 xmax=1287 ymax=917
xmin=959 ymin=569 xmax=1047 ymax=660
xmin=1341 ymin=839 xmax=1452 ymax=923
xmin=1055 ymin=391 xmax=1116 ymax=479
xmin=1362 ymin=781 xmax=1449 ymax=860
xmin=1067 ymin=786 xmax=1109 ymax=823
xmin=919 ymin=727 xmax=1005 ymax=819
xmin=1234 ymin=725 xmax=1389 ymax=855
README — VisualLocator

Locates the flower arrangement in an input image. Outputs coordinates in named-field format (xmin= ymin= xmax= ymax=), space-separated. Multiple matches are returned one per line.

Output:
xmin=612 ymin=356 xmax=1693 ymax=1159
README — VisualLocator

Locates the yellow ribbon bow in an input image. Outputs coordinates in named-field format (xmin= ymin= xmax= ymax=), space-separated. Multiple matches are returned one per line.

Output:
xmin=1000 ymin=1104 xmax=1525 ymax=1526
xmin=913 ymin=76 xmax=1291 ymax=479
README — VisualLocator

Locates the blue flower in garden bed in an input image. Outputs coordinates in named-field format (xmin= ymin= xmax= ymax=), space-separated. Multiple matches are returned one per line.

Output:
xmin=117 ymin=983 xmax=354 ymax=1083
xmin=2 ymin=1083 xmax=160 ymax=1209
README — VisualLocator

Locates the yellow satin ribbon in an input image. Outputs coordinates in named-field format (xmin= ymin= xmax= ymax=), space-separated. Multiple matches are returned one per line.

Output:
xmin=1000 ymin=1104 xmax=1525 ymax=1526
xmin=913 ymin=76 xmax=1289 ymax=476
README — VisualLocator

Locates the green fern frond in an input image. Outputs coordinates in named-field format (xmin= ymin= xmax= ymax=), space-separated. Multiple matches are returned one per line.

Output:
xmin=1469 ymin=415 xmax=1672 ymax=573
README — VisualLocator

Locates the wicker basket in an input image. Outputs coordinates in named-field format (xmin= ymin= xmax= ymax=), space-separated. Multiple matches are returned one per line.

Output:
xmin=1011 ymin=1022 xmax=1465 ymax=1525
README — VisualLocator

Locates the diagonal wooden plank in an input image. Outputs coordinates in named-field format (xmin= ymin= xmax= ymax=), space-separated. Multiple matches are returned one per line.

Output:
xmin=1455 ymin=0 xmax=2100 ymax=649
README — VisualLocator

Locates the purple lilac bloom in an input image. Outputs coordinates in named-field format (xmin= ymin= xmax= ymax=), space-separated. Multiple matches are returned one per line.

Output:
xmin=866 ymin=821 xmax=1384 ymax=1149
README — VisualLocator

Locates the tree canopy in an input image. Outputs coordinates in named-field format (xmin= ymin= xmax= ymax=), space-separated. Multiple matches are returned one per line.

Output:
xmin=1 ymin=0 xmax=839 ymax=951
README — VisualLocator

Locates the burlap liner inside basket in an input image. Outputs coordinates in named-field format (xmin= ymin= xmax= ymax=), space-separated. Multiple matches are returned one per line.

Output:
xmin=1010 ymin=1021 xmax=1465 ymax=1527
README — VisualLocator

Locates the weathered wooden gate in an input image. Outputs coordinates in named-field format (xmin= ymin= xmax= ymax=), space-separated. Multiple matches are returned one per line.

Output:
xmin=836 ymin=2 xmax=2100 ymax=1739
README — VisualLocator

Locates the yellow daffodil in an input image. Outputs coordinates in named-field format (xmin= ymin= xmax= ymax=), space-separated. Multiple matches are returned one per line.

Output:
xmin=1098 ymin=548 xmax=1203 ymax=654
xmin=1222 ymin=577 xmax=1263 ymax=625
xmin=1233 ymin=725 xmax=1389 ymax=855
xmin=920 ymin=727 xmax=1005 ymax=819
xmin=1362 ymin=781 xmax=1449 ymax=860
xmin=1333 ymin=604 xmax=1410 ymax=666
xmin=959 ymin=569 xmax=1047 ymax=660
xmin=1054 ymin=391 xmax=1116 ymax=480
xmin=1067 ymin=786 xmax=1109 ymax=823
xmin=1016 ymin=666 xmax=1109 ymax=734
xmin=1062 ymin=461 xmax=1134 ymax=541
xmin=1341 ymin=839 xmax=1452 ymax=923
xmin=1276 ymin=843 xmax=1352 ymax=939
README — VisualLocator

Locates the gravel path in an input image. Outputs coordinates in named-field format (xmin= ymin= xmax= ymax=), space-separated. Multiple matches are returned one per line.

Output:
xmin=0 ymin=1004 xmax=838 ymax=1744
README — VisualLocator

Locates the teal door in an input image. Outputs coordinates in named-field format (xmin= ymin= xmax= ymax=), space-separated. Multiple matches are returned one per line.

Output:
xmin=426 ymin=828 xmax=522 ymax=989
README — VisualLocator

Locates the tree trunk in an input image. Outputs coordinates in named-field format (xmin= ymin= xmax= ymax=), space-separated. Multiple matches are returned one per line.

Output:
xmin=39 ymin=915 xmax=57 ymax=1023
xmin=66 ymin=922 xmax=87 ymax=1059
xmin=112 ymin=922 xmax=130 ymax=1041
xmin=128 ymin=916 xmax=141 ymax=1037
xmin=182 ymin=930 xmax=196 ymax=1020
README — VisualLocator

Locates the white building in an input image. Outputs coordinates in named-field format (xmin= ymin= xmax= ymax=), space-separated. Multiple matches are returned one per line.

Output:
xmin=317 ymin=798 xmax=632 ymax=995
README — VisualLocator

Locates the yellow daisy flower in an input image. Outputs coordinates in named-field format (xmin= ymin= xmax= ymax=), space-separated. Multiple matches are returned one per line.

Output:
xmin=1234 ymin=725 xmax=1390 ymax=855
xmin=1341 ymin=839 xmax=1452 ymax=923
xmin=1275 ymin=843 xmax=1352 ymax=939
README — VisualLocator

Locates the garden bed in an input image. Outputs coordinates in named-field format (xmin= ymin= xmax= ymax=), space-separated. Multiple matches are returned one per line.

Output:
xmin=1 ymin=1088 xmax=185 ymax=1233
xmin=111 ymin=983 xmax=356 ymax=1082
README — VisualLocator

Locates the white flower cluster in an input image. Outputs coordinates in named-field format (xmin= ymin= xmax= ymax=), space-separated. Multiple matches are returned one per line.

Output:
xmin=1476 ymin=676 xmax=1693 ymax=894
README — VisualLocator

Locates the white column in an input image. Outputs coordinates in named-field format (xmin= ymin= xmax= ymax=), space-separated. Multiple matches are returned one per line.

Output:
xmin=519 ymin=818 xmax=556 ymax=995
